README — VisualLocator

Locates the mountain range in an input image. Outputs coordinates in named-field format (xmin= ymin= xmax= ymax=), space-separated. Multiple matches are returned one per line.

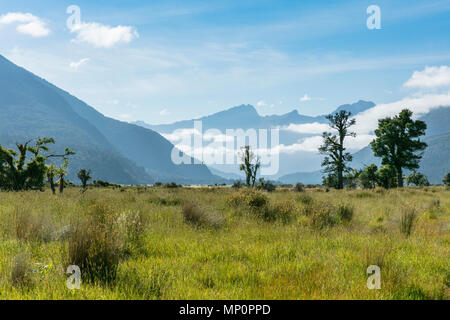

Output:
xmin=134 ymin=100 xmax=376 ymax=133
xmin=0 ymin=54 xmax=224 ymax=185
xmin=137 ymin=101 xmax=450 ymax=185
xmin=1 ymin=53 xmax=448 ymax=186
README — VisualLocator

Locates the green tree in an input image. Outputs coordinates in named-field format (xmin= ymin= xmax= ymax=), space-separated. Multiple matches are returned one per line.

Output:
xmin=0 ymin=138 xmax=74 ymax=191
xmin=56 ymin=160 xmax=69 ymax=194
xmin=406 ymin=171 xmax=430 ymax=187
xmin=322 ymin=174 xmax=338 ymax=188
xmin=443 ymin=173 xmax=450 ymax=186
xmin=46 ymin=165 xmax=58 ymax=194
xmin=376 ymin=165 xmax=397 ymax=189
xmin=77 ymin=169 xmax=92 ymax=190
xmin=319 ymin=110 xmax=356 ymax=189
xmin=371 ymin=109 xmax=427 ymax=188
xmin=359 ymin=164 xmax=378 ymax=189
xmin=239 ymin=145 xmax=260 ymax=187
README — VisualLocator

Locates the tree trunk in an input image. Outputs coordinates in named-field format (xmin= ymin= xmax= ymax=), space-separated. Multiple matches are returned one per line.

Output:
xmin=59 ymin=176 xmax=64 ymax=193
xmin=396 ymin=167 xmax=403 ymax=188
xmin=49 ymin=178 xmax=55 ymax=194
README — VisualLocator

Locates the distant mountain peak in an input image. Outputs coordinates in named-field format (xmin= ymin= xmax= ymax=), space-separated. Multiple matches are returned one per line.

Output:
xmin=334 ymin=100 xmax=375 ymax=115
xmin=220 ymin=104 xmax=258 ymax=116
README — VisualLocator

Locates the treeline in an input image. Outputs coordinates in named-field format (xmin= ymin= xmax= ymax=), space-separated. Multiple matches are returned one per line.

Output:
xmin=238 ymin=108 xmax=449 ymax=190
xmin=319 ymin=108 xmax=449 ymax=189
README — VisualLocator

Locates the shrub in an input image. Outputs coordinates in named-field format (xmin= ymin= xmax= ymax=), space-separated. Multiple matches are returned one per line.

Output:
xmin=310 ymin=204 xmax=338 ymax=230
xmin=164 ymin=182 xmax=181 ymax=188
xmin=232 ymin=180 xmax=244 ymax=189
xmin=227 ymin=190 xmax=249 ymax=207
xmin=181 ymin=202 xmax=223 ymax=229
xmin=92 ymin=180 xmax=121 ymax=188
xmin=400 ymin=206 xmax=417 ymax=237
xmin=263 ymin=200 xmax=295 ymax=223
xmin=293 ymin=183 xmax=304 ymax=192
xmin=256 ymin=178 xmax=276 ymax=192
xmin=247 ymin=191 xmax=269 ymax=210
xmin=335 ymin=203 xmax=354 ymax=223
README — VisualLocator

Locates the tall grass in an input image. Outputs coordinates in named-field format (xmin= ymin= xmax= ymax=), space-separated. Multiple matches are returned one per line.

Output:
xmin=0 ymin=186 xmax=448 ymax=299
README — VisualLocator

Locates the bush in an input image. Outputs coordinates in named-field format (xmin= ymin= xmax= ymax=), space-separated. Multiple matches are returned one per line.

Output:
xmin=92 ymin=180 xmax=121 ymax=188
xmin=232 ymin=180 xmax=244 ymax=189
xmin=293 ymin=183 xmax=304 ymax=192
xmin=310 ymin=204 xmax=338 ymax=230
xmin=164 ymin=182 xmax=181 ymax=188
xmin=400 ymin=206 xmax=417 ymax=237
xmin=247 ymin=191 xmax=269 ymax=210
xmin=181 ymin=202 xmax=223 ymax=229
xmin=227 ymin=190 xmax=249 ymax=207
xmin=335 ymin=203 xmax=354 ymax=223
xmin=256 ymin=178 xmax=276 ymax=192
xmin=262 ymin=200 xmax=295 ymax=223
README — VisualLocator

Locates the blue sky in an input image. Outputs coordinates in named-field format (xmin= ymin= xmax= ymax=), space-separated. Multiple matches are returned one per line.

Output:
xmin=1 ymin=0 xmax=450 ymax=124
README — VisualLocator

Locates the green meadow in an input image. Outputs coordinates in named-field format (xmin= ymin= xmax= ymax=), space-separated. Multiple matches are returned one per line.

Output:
xmin=0 ymin=186 xmax=448 ymax=300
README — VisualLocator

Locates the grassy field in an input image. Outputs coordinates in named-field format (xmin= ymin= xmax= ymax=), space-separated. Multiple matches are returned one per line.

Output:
xmin=0 ymin=186 xmax=448 ymax=300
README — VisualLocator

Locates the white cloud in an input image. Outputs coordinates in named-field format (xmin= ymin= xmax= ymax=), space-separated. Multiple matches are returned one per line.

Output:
xmin=70 ymin=22 xmax=139 ymax=48
xmin=69 ymin=58 xmax=90 ymax=70
xmin=404 ymin=66 xmax=450 ymax=89
xmin=353 ymin=92 xmax=450 ymax=134
xmin=159 ymin=109 xmax=170 ymax=116
xmin=0 ymin=12 xmax=50 ymax=37
xmin=282 ymin=122 xmax=331 ymax=134
xmin=256 ymin=100 xmax=267 ymax=107
xmin=300 ymin=94 xmax=311 ymax=102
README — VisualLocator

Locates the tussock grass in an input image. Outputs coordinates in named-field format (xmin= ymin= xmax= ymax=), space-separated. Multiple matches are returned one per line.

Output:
xmin=400 ymin=206 xmax=417 ymax=237
xmin=181 ymin=202 xmax=224 ymax=229
xmin=11 ymin=253 xmax=32 ymax=289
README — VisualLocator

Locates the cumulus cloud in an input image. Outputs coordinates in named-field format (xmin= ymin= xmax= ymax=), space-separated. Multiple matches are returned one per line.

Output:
xmin=69 ymin=58 xmax=90 ymax=70
xmin=69 ymin=22 xmax=139 ymax=48
xmin=0 ymin=12 xmax=50 ymax=37
xmin=404 ymin=66 xmax=450 ymax=89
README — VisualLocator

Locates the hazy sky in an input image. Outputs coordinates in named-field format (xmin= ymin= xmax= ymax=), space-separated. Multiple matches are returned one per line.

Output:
xmin=1 ymin=0 xmax=450 ymax=124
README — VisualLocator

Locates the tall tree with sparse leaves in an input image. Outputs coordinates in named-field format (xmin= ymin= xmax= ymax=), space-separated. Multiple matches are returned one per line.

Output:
xmin=371 ymin=109 xmax=427 ymax=188
xmin=239 ymin=145 xmax=260 ymax=187
xmin=319 ymin=110 xmax=356 ymax=189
